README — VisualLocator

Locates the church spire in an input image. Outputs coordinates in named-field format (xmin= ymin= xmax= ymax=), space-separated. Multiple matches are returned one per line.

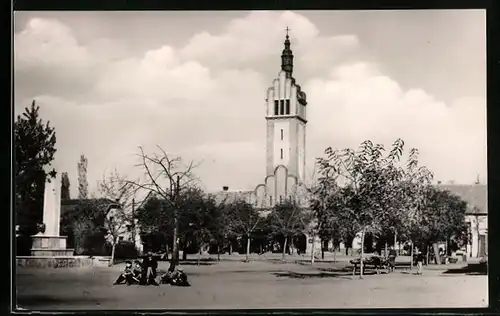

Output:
xmin=281 ymin=26 xmax=294 ymax=77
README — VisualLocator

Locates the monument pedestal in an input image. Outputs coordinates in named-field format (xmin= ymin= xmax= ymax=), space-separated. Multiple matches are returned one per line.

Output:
xmin=30 ymin=233 xmax=74 ymax=257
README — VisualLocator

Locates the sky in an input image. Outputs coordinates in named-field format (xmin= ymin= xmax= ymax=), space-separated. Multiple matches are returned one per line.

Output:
xmin=14 ymin=10 xmax=487 ymax=197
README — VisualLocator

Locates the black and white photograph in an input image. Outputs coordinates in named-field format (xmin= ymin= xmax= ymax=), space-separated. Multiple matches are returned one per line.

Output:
xmin=14 ymin=9 xmax=487 ymax=310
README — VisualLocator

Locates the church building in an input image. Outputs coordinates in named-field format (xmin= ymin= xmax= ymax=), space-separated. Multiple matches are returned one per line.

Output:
xmin=213 ymin=31 xmax=319 ymax=255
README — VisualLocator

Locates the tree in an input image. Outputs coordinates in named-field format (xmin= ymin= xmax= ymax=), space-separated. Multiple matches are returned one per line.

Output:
xmin=78 ymin=154 xmax=89 ymax=199
xmin=268 ymin=200 xmax=310 ymax=260
xmin=128 ymin=146 xmax=198 ymax=269
xmin=317 ymin=139 xmax=406 ymax=278
xmin=98 ymin=169 xmax=139 ymax=266
xmin=310 ymin=176 xmax=349 ymax=263
xmin=15 ymin=100 xmax=57 ymax=240
xmin=61 ymin=172 xmax=71 ymax=200
xmin=398 ymin=148 xmax=433 ymax=267
xmin=418 ymin=187 xmax=468 ymax=261
xmin=225 ymin=199 xmax=262 ymax=262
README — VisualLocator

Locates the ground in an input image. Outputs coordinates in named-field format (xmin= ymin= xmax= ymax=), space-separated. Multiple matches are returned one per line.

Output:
xmin=16 ymin=254 xmax=488 ymax=310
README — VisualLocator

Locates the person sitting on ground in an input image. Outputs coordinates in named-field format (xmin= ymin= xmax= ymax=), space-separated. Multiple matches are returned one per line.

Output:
xmin=132 ymin=260 xmax=143 ymax=280
xmin=161 ymin=265 xmax=190 ymax=286
xmin=113 ymin=260 xmax=139 ymax=285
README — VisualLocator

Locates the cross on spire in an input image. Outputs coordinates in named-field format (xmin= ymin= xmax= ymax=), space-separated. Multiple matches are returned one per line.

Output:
xmin=285 ymin=26 xmax=291 ymax=37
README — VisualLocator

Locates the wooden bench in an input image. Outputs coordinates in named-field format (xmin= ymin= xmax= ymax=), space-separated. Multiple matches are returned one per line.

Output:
xmin=349 ymin=256 xmax=392 ymax=275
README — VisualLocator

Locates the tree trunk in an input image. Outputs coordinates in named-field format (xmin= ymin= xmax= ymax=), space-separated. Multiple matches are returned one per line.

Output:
xmin=182 ymin=243 xmax=187 ymax=261
xmin=310 ymin=236 xmax=315 ymax=265
xmin=410 ymin=241 xmax=414 ymax=270
xmin=476 ymin=216 xmax=480 ymax=258
xmin=217 ymin=244 xmax=220 ymax=261
xmin=394 ymin=231 xmax=397 ymax=249
xmin=426 ymin=245 xmax=429 ymax=265
xmin=360 ymin=229 xmax=366 ymax=278
xmin=433 ymin=242 xmax=440 ymax=265
xmin=384 ymin=241 xmax=388 ymax=260
xmin=229 ymin=242 xmax=233 ymax=255
xmin=260 ymin=243 xmax=262 ymax=255
xmin=282 ymin=237 xmax=288 ymax=261
xmin=198 ymin=248 xmax=201 ymax=266
xmin=246 ymin=234 xmax=251 ymax=262
xmin=170 ymin=176 xmax=181 ymax=270
xmin=109 ymin=241 xmax=116 ymax=267
xmin=321 ymin=239 xmax=325 ymax=260
xmin=333 ymin=245 xmax=337 ymax=263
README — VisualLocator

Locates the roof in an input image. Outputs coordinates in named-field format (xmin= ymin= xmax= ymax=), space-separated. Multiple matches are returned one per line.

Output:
xmin=209 ymin=190 xmax=255 ymax=205
xmin=61 ymin=198 xmax=118 ymax=214
xmin=436 ymin=184 xmax=487 ymax=215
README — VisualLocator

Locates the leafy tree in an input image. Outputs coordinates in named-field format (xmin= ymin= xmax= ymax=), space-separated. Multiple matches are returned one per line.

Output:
xmin=317 ymin=139 xmax=406 ymax=277
xmin=398 ymin=148 xmax=433 ymax=266
xmin=417 ymin=187 xmax=468 ymax=261
xmin=310 ymin=177 xmax=348 ymax=262
xmin=177 ymin=188 xmax=213 ymax=262
xmin=78 ymin=154 xmax=89 ymax=199
xmin=61 ymin=172 xmax=71 ymax=200
xmin=268 ymin=200 xmax=310 ymax=260
xmin=15 ymin=101 xmax=57 ymax=240
xmin=224 ymin=199 xmax=262 ymax=262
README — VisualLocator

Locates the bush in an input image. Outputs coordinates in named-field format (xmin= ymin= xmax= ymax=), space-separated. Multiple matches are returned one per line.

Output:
xmin=114 ymin=241 xmax=139 ymax=260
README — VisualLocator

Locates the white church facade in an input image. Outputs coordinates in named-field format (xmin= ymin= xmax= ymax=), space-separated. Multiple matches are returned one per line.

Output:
xmin=213 ymin=32 xmax=321 ymax=256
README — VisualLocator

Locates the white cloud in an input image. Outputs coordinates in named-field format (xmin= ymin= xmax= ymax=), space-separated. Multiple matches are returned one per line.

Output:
xmin=305 ymin=62 xmax=486 ymax=183
xmin=14 ymin=11 xmax=487 ymax=198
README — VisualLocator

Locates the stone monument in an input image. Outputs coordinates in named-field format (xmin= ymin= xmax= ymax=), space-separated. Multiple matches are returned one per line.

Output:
xmin=30 ymin=175 xmax=74 ymax=256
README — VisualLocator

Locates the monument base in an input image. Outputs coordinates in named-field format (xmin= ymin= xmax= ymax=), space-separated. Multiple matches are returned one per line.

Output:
xmin=30 ymin=249 xmax=75 ymax=256
xmin=30 ymin=234 xmax=74 ymax=257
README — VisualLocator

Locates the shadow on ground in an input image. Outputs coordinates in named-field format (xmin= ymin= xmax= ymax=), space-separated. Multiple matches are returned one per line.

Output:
xmin=442 ymin=263 xmax=487 ymax=276
xmin=273 ymin=266 xmax=386 ymax=280
xmin=18 ymin=294 xmax=109 ymax=308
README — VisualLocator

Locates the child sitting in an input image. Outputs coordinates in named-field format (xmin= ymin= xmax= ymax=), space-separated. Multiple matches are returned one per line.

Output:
xmin=113 ymin=261 xmax=139 ymax=286
xmin=133 ymin=260 xmax=143 ymax=280
xmin=161 ymin=266 xmax=190 ymax=286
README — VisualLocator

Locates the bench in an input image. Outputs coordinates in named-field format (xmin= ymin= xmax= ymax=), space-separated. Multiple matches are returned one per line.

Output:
xmin=349 ymin=256 xmax=393 ymax=275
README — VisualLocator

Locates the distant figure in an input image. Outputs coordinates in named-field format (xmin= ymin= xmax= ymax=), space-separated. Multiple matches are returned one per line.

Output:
xmin=113 ymin=261 xmax=139 ymax=285
xmin=416 ymin=252 xmax=424 ymax=275
xmin=387 ymin=248 xmax=397 ymax=272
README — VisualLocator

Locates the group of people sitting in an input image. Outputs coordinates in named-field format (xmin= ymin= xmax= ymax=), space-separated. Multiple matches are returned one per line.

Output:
xmin=113 ymin=251 xmax=190 ymax=287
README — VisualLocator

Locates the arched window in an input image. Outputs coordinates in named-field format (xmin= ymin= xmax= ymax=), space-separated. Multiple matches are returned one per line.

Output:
xmin=280 ymin=149 xmax=283 ymax=159
xmin=274 ymin=100 xmax=279 ymax=115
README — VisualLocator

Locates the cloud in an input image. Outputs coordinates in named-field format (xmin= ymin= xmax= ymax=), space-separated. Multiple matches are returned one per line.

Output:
xmin=305 ymin=62 xmax=486 ymax=183
xmin=14 ymin=11 xmax=486 ymax=198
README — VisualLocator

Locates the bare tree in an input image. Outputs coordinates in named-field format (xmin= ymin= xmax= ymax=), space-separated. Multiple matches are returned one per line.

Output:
xmin=98 ymin=169 xmax=141 ymax=266
xmin=127 ymin=146 xmax=199 ymax=269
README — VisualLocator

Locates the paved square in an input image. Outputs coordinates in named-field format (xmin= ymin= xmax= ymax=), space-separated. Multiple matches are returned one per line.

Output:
xmin=16 ymin=258 xmax=488 ymax=310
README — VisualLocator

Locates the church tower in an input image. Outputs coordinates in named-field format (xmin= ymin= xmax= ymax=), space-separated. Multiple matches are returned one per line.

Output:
xmin=257 ymin=29 xmax=308 ymax=206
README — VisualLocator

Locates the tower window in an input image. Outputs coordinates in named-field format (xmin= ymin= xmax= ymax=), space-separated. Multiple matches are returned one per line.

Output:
xmin=280 ymin=100 xmax=285 ymax=115
xmin=281 ymin=129 xmax=283 ymax=140
xmin=274 ymin=100 xmax=279 ymax=115
xmin=281 ymin=148 xmax=283 ymax=159
xmin=285 ymin=100 xmax=290 ymax=114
